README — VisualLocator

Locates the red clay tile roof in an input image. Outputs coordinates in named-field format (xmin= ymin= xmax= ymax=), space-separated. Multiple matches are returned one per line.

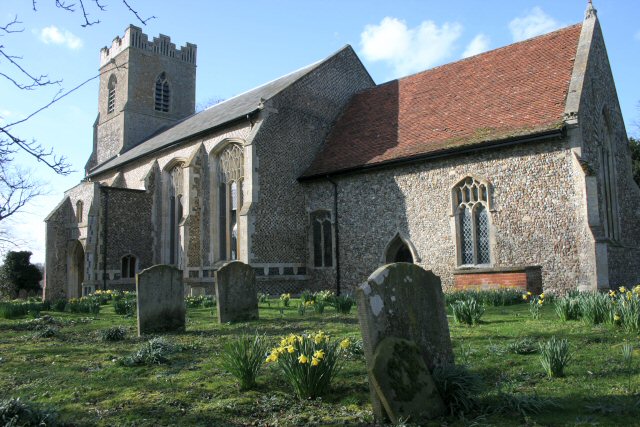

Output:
xmin=302 ymin=23 xmax=582 ymax=179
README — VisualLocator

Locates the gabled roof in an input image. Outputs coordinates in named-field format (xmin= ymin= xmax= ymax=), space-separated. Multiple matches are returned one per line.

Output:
xmin=302 ymin=23 xmax=582 ymax=179
xmin=88 ymin=45 xmax=356 ymax=177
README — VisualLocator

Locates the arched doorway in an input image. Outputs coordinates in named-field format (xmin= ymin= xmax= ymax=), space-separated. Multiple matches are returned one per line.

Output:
xmin=68 ymin=240 xmax=85 ymax=298
xmin=384 ymin=234 xmax=415 ymax=264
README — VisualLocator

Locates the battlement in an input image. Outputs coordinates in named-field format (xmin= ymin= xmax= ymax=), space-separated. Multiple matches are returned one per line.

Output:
xmin=100 ymin=25 xmax=197 ymax=67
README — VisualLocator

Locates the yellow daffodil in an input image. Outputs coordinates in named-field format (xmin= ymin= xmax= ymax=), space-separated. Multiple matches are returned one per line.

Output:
xmin=620 ymin=286 xmax=627 ymax=293
xmin=311 ymin=357 xmax=320 ymax=366
xmin=522 ymin=294 xmax=528 ymax=300
xmin=298 ymin=354 xmax=308 ymax=364
xmin=537 ymin=299 xmax=543 ymax=305
xmin=287 ymin=345 xmax=295 ymax=353
xmin=539 ymin=293 xmax=545 ymax=299
xmin=527 ymin=291 xmax=532 ymax=296
xmin=614 ymin=314 xmax=621 ymax=321
xmin=340 ymin=338 xmax=351 ymax=349
xmin=313 ymin=350 xmax=325 ymax=359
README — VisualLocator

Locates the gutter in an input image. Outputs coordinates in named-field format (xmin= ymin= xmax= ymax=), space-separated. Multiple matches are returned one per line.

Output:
xmin=325 ymin=176 xmax=341 ymax=296
xmin=298 ymin=127 xmax=565 ymax=182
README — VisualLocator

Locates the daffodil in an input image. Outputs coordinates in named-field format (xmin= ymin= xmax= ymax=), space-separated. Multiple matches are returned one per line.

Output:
xmin=537 ymin=299 xmax=543 ymax=305
xmin=539 ymin=293 xmax=545 ymax=299
xmin=311 ymin=357 xmax=320 ymax=366
xmin=298 ymin=354 xmax=308 ymax=364
xmin=522 ymin=294 xmax=528 ymax=300
xmin=313 ymin=349 xmax=325 ymax=359
xmin=286 ymin=345 xmax=295 ymax=353
xmin=620 ymin=286 xmax=627 ymax=293
xmin=340 ymin=338 xmax=351 ymax=349
xmin=614 ymin=314 xmax=621 ymax=321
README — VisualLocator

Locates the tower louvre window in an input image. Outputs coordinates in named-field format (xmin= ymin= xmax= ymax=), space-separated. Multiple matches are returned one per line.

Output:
xmin=107 ymin=75 xmax=116 ymax=113
xmin=155 ymin=72 xmax=170 ymax=112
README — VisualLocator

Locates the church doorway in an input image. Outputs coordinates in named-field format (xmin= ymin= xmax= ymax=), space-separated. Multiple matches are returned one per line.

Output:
xmin=384 ymin=234 xmax=415 ymax=264
xmin=68 ymin=240 xmax=85 ymax=298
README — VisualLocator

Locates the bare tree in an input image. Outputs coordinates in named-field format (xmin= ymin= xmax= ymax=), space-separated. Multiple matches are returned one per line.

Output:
xmin=0 ymin=1 xmax=152 ymax=236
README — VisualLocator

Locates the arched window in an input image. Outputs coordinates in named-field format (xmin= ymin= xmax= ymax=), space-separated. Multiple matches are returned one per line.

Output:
xmin=121 ymin=254 xmax=137 ymax=279
xmin=217 ymin=144 xmax=243 ymax=261
xmin=454 ymin=177 xmax=491 ymax=266
xmin=155 ymin=72 xmax=170 ymax=112
xmin=311 ymin=210 xmax=333 ymax=267
xmin=107 ymin=75 xmax=117 ymax=114
xmin=601 ymin=111 xmax=619 ymax=241
xmin=168 ymin=163 xmax=184 ymax=265
xmin=76 ymin=200 xmax=84 ymax=223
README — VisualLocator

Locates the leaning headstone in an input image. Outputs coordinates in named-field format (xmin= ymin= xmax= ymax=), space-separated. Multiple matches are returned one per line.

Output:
xmin=356 ymin=263 xmax=453 ymax=421
xmin=136 ymin=264 xmax=185 ymax=336
xmin=215 ymin=261 xmax=258 ymax=323
xmin=370 ymin=337 xmax=445 ymax=423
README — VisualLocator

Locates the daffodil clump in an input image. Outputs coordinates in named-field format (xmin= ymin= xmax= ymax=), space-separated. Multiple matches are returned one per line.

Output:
xmin=279 ymin=293 xmax=291 ymax=307
xmin=523 ymin=291 xmax=544 ymax=319
xmin=266 ymin=331 xmax=350 ymax=399
xmin=608 ymin=285 xmax=640 ymax=332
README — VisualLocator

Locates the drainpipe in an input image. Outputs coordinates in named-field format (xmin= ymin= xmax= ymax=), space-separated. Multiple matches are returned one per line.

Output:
xmin=326 ymin=176 xmax=341 ymax=296
xmin=102 ymin=188 xmax=109 ymax=291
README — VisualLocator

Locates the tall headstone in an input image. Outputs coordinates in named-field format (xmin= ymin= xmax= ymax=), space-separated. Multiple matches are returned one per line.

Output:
xmin=356 ymin=263 xmax=453 ymax=421
xmin=136 ymin=264 xmax=185 ymax=336
xmin=215 ymin=261 xmax=258 ymax=323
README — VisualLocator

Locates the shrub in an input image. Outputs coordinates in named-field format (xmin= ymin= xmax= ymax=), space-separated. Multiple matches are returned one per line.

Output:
xmin=0 ymin=397 xmax=59 ymax=426
xmin=202 ymin=295 xmax=216 ymax=308
xmin=100 ymin=326 xmax=127 ymax=342
xmin=554 ymin=295 xmax=581 ymax=321
xmin=0 ymin=301 xmax=46 ymax=319
xmin=113 ymin=298 xmax=136 ymax=316
xmin=220 ymin=334 xmax=269 ymax=390
xmin=266 ymin=331 xmax=348 ymax=399
xmin=506 ymin=337 xmax=538 ymax=355
xmin=539 ymin=336 xmax=571 ymax=378
xmin=578 ymin=292 xmax=609 ymax=325
xmin=300 ymin=290 xmax=314 ymax=303
xmin=121 ymin=337 xmax=176 ymax=366
xmin=613 ymin=288 xmax=640 ymax=332
xmin=451 ymin=297 xmax=484 ymax=325
xmin=314 ymin=299 xmax=326 ymax=314
xmin=66 ymin=297 xmax=100 ymax=315
xmin=333 ymin=294 xmax=355 ymax=314
xmin=431 ymin=364 xmax=483 ymax=416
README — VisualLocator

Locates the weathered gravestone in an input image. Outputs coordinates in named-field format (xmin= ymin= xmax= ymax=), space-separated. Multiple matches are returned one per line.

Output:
xmin=136 ymin=264 xmax=185 ymax=336
xmin=215 ymin=261 xmax=258 ymax=323
xmin=356 ymin=263 xmax=454 ymax=421
xmin=370 ymin=337 xmax=445 ymax=423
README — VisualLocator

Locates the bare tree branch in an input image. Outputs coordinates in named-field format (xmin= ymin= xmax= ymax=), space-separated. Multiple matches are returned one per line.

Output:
xmin=122 ymin=0 xmax=156 ymax=25
xmin=0 ymin=17 xmax=22 ymax=34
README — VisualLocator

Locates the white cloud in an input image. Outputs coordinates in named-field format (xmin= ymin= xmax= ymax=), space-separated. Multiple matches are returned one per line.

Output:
xmin=462 ymin=34 xmax=490 ymax=58
xmin=38 ymin=25 xmax=83 ymax=49
xmin=508 ymin=7 xmax=563 ymax=42
xmin=360 ymin=17 xmax=463 ymax=77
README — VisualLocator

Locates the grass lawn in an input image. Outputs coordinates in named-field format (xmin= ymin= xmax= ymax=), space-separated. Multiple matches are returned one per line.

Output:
xmin=0 ymin=299 xmax=639 ymax=426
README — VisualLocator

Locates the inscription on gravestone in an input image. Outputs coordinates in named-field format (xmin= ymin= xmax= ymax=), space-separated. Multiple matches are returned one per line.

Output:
xmin=136 ymin=264 xmax=185 ymax=336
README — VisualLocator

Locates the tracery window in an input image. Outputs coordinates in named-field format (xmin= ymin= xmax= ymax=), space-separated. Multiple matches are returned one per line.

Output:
xmin=168 ymin=163 xmax=184 ymax=265
xmin=107 ymin=75 xmax=116 ymax=113
xmin=121 ymin=254 xmax=137 ymax=279
xmin=454 ymin=177 xmax=491 ymax=266
xmin=311 ymin=210 xmax=333 ymax=267
xmin=155 ymin=72 xmax=170 ymax=112
xmin=217 ymin=144 xmax=243 ymax=261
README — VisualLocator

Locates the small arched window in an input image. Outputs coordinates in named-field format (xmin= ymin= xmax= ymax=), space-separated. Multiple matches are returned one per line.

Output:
xmin=311 ymin=210 xmax=333 ymax=268
xmin=155 ymin=72 xmax=170 ymax=112
xmin=107 ymin=75 xmax=117 ymax=113
xmin=454 ymin=177 xmax=491 ymax=266
xmin=121 ymin=254 xmax=137 ymax=279
xmin=76 ymin=200 xmax=84 ymax=223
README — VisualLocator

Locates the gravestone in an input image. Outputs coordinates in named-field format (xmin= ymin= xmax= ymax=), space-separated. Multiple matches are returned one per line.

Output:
xmin=356 ymin=263 xmax=453 ymax=421
xmin=136 ymin=264 xmax=185 ymax=336
xmin=215 ymin=261 xmax=258 ymax=323
xmin=370 ymin=337 xmax=445 ymax=423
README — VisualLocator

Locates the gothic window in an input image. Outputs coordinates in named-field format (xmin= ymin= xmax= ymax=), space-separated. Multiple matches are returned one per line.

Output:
xmin=217 ymin=144 xmax=243 ymax=261
xmin=121 ymin=254 xmax=137 ymax=279
xmin=311 ymin=210 xmax=333 ymax=267
xmin=155 ymin=72 xmax=170 ymax=112
xmin=107 ymin=75 xmax=116 ymax=113
xmin=168 ymin=163 xmax=184 ymax=265
xmin=76 ymin=200 xmax=83 ymax=223
xmin=454 ymin=177 xmax=491 ymax=266
xmin=601 ymin=111 xmax=619 ymax=241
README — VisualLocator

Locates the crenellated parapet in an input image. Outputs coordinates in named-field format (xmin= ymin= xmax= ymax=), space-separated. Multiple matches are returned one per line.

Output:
xmin=100 ymin=25 xmax=197 ymax=67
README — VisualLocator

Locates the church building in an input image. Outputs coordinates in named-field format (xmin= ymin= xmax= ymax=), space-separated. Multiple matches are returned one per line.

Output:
xmin=44 ymin=4 xmax=640 ymax=299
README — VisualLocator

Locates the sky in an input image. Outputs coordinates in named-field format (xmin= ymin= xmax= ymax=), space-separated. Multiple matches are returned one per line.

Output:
xmin=1 ymin=0 xmax=639 ymax=264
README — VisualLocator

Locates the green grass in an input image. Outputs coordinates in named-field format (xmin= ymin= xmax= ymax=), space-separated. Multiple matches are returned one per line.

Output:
xmin=0 ymin=299 xmax=638 ymax=426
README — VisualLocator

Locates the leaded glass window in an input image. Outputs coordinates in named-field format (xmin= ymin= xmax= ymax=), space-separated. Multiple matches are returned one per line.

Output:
xmin=311 ymin=210 xmax=333 ymax=267
xmin=217 ymin=144 xmax=244 ymax=261
xmin=454 ymin=177 xmax=491 ymax=265
xmin=155 ymin=72 xmax=170 ymax=112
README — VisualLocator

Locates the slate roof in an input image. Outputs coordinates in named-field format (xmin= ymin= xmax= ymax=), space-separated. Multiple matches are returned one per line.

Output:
xmin=88 ymin=46 xmax=353 ymax=177
xmin=301 ymin=24 xmax=582 ymax=179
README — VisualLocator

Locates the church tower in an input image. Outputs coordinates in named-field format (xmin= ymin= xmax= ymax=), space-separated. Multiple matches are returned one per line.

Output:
xmin=87 ymin=25 xmax=197 ymax=171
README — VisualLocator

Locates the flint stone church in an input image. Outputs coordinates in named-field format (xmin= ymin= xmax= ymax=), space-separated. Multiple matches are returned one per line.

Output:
xmin=44 ymin=4 xmax=640 ymax=300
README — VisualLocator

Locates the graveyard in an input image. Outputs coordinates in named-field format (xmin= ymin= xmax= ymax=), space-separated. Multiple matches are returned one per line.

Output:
xmin=0 ymin=269 xmax=639 ymax=426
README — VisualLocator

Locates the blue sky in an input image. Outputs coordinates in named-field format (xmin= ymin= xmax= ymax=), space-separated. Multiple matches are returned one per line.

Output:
xmin=1 ymin=0 xmax=639 ymax=263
